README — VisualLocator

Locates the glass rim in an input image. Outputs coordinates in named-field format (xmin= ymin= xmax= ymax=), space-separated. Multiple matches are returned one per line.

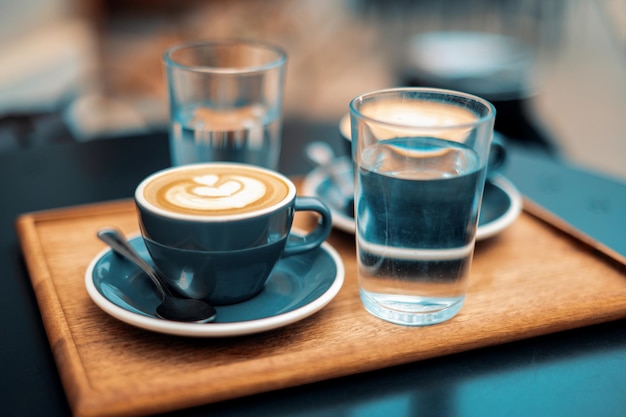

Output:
xmin=349 ymin=87 xmax=496 ymax=131
xmin=163 ymin=39 xmax=287 ymax=75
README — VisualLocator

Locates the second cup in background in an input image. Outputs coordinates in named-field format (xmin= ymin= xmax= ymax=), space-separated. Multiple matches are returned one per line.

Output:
xmin=163 ymin=40 xmax=287 ymax=169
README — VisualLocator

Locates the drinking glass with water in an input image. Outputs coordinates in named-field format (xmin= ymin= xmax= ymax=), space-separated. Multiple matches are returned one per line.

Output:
xmin=350 ymin=88 xmax=496 ymax=326
xmin=164 ymin=40 xmax=287 ymax=169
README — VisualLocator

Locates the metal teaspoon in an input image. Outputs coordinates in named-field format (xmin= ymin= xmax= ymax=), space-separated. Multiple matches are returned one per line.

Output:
xmin=97 ymin=227 xmax=217 ymax=323
xmin=305 ymin=141 xmax=355 ymax=217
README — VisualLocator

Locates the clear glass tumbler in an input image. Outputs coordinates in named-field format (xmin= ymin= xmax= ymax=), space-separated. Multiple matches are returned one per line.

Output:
xmin=163 ymin=40 xmax=287 ymax=169
xmin=350 ymin=87 xmax=496 ymax=326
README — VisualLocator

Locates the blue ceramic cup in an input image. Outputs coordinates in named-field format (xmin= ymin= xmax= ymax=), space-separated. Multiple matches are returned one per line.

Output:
xmin=135 ymin=162 xmax=332 ymax=305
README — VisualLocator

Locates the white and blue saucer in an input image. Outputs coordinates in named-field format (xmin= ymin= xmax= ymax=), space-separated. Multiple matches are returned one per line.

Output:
xmin=85 ymin=233 xmax=344 ymax=337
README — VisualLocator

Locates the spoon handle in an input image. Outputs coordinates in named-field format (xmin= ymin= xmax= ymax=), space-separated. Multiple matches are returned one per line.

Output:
xmin=306 ymin=141 xmax=353 ymax=197
xmin=97 ymin=228 xmax=169 ymax=299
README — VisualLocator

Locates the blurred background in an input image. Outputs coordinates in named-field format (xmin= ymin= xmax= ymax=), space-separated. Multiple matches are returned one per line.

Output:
xmin=0 ymin=0 xmax=624 ymax=178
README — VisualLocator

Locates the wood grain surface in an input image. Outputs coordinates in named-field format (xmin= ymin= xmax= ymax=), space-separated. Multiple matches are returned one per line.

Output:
xmin=15 ymin=180 xmax=626 ymax=417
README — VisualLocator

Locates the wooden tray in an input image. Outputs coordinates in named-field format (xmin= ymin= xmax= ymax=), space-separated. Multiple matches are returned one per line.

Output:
xmin=16 ymin=179 xmax=626 ymax=417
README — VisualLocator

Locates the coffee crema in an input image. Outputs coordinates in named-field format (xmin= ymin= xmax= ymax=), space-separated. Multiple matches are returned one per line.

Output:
xmin=140 ymin=164 xmax=291 ymax=216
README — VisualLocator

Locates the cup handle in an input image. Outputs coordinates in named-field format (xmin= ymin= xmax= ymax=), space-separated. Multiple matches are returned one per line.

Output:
xmin=282 ymin=196 xmax=332 ymax=257
xmin=488 ymin=134 xmax=507 ymax=176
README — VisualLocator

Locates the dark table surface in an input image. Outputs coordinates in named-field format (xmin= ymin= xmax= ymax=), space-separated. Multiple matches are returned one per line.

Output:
xmin=2 ymin=122 xmax=626 ymax=417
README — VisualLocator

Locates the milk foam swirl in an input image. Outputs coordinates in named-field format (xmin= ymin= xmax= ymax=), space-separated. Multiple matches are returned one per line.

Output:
xmin=164 ymin=174 xmax=266 ymax=211
xmin=140 ymin=164 xmax=291 ymax=217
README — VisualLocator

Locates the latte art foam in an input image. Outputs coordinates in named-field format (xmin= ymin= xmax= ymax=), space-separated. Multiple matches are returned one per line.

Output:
xmin=165 ymin=174 xmax=266 ymax=211
xmin=140 ymin=164 xmax=292 ymax=217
